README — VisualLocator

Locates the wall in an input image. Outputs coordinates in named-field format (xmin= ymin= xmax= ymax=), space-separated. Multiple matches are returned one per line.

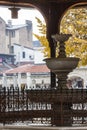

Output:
xmin=0 ymin=17 xmax=6 ymax=53
xmin=13 ymin=44 xmax=34 ymax=64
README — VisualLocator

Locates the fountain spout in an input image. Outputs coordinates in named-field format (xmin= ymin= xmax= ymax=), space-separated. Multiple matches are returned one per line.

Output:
xmin=51 ymin=33 xmax=72 ymax=58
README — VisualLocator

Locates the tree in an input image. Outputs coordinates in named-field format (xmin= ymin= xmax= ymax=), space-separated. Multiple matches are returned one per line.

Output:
xmin=34 ymin=8 xmax=87 ymax=66
xmin=34 ymin=17 xmax=50 ymax=58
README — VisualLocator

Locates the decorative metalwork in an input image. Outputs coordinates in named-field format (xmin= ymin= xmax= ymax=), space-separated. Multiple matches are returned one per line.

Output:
xmin=0 ymin=87 xmax=87 ymax=126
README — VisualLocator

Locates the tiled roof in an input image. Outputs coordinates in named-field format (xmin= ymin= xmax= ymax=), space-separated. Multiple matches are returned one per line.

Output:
xmin=5 ymin=64 xmax=50 ymax=74
xmin=0 ymin=63 xmax=17 ymax=74
xmin=30 ymin=64 xmax=50 ymax=73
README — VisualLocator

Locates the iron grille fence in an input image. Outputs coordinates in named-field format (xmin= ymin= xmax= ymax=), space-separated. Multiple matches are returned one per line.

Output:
xmin=0 ymin=87 xmax=87 ymax=126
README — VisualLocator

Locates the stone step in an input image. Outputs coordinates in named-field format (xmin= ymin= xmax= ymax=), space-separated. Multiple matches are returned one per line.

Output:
xmin=1 ymin=126 xmax=87 ymax=130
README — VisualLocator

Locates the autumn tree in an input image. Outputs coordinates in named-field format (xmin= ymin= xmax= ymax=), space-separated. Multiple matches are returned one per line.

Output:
xmin=34 ymin=8 xmax=87 ymax=66
xmin=34 ymin=17 xmax=50 ymax=57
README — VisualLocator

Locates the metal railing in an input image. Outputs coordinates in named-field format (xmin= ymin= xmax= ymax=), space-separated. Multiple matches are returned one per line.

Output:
xmin=0 ymin=87 xmax=87 ymax=126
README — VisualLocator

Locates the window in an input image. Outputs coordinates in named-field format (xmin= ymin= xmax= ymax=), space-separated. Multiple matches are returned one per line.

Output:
xmin=21 ymin=73 xmax=27 ymax=78
xmin=22 ymin=51 xmax=25 ymax=58
xmin=29 ymin=55 xmax=34 ymax=60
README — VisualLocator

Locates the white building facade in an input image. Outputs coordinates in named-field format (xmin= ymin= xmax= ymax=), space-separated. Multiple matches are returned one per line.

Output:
xmin=13 ymin=44 xmax=34 ymax=64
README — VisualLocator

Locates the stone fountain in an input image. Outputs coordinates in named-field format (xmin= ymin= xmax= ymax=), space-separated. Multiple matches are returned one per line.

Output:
xmin=44 ymin=33 xmax=79 ymax=89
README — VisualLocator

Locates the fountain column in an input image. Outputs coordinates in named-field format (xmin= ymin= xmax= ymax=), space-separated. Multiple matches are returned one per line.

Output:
xmin=44 ymin=34 xmax=79 ymax=126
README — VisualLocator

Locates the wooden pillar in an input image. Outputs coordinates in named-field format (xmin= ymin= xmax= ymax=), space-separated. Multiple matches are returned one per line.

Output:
xmin=45 ymin=3 xmax=68 ymax=88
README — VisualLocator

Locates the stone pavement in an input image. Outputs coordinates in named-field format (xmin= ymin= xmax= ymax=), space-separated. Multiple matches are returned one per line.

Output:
xmin=1 ymin=126 xmax=87 ymax=130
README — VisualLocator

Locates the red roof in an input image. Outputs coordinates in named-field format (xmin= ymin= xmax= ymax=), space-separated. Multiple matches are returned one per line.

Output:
xmin=5 ymin=64 xmax=50 ymax=74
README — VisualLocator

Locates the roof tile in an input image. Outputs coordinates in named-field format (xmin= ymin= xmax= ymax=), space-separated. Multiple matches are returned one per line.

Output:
xmin=5 ymin=64 xmax=50 ymax=74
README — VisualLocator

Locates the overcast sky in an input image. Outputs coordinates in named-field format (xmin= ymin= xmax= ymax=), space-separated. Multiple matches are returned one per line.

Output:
xmin=0 ymin=7 xmax=45 ymax=40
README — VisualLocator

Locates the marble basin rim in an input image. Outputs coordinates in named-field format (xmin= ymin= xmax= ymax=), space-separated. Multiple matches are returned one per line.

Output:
xmin=44 ymin=57 xmax=79 ymax=71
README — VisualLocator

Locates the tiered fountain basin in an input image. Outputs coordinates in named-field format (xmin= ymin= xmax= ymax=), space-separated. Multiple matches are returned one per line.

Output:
xmin=44 ymin=57 xmax=79 ymax=73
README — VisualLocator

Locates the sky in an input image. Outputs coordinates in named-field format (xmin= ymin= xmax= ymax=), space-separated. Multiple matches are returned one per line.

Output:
xmin=0 ymin=7 xmax=45 ymax=40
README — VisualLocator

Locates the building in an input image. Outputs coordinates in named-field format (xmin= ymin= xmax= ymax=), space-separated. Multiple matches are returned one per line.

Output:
xmin=0 ymin=17 xmax=33 ymax=65
xmin=0 ymin=17 xmax=6 ymax=54
xmin=0 ymin=16 xmax=50 ymax=89
xmin=33 ymin=40 xmax=45 ymax=64
xmin=0 ymin=64 xmax=50 ymax=90
xmin=13 ymin=44 xmax=34 ymax=65
xmin=6 ymin=20 xmax=33 ymax=52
